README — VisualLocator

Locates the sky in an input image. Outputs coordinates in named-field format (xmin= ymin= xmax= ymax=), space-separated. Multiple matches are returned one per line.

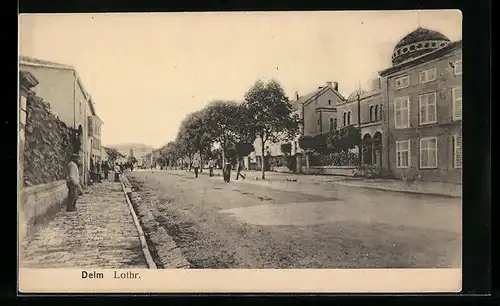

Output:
xmin=19 ymin=10 xmax=462 ymax=149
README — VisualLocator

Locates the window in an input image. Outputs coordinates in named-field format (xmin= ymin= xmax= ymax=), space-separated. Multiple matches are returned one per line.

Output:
xmin=420 ymin=137 xmax=438 ymax=169
xmin=419 ymin=68 xmax=437 ymax=83
xmin=396 ymin=140 xmax=410 ymax=168
xmin=347 ymin=111 xmax=352 ymax=125
xmin=334 ymin=118 xmax=337 ymax=130
xmin=454 ymin=60 xmax=462 ymax=75
xmin=369 ymin=105 xmax=374 ymax=121
xmin=452 ymin=134 xmax=462 ymax=169
xmin=395 ymin=75 xmax=410 ymax=89
xmin=452 ymin=87 xmax=462 ymax=121
xmin=418 ymin=92 xmax=437 ymax=125
xmin=329 ymin=118 xmax=334 ymax=131
xmin=380 ymin=104 xmax=384 ymax=120
xmin=328 ymin=99 xmax=331 ymax=105
xmin=394 ymin=96 xmax=410 ymax=129
xmin=343 ymin=112 xmax=347 ymax=126
xmin=374 ymin=105 xmax=379 ymax=120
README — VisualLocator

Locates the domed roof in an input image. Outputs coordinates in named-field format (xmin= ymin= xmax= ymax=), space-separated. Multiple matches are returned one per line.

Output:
xmin=395 ymin=27 xmax=450 ymax=49
xmin=392 ymin=27 xmax=451 ymax=66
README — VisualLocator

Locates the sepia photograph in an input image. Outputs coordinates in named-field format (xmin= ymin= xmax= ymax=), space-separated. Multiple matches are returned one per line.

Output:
xmin=18 ymin=10 xmax=462 ymax=293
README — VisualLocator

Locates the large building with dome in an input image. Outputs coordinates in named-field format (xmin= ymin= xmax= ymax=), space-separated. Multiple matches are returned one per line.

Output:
xmin=379 ymin=27 xmax=462 ymax=183
xmin=251 ymin=27 xmax=462 ymax=183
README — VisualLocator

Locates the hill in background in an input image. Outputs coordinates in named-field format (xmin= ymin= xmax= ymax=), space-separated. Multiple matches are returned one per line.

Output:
xmin=105 ymin=143 xmax=155 ymax=161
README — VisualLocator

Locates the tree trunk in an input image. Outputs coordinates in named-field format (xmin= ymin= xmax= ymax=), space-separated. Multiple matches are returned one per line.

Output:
xmin=305 ymin=152 xmax=310 ymax=169
xmin=188 ymin=155 xmax=192 ymax=171
xmin=199 ymin=149 xmax=203 ymax=172
xmin=261 ymin=138 xmax=266 ymax=180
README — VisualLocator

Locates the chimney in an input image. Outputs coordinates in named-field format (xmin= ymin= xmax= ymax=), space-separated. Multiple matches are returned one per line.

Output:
xmin=333 ymin=81 xmax=339 ymax=91
xmin=295 ymin=91 xmax=299 ymax=100
xmin=326 ymin=81 xmax=332 ymax=87
xmin=318 ymin=86 xmax=323 ymax=90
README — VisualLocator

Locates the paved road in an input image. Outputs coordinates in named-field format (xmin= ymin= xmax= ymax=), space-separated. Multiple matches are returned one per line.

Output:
xmin=20 ymin=180 xmax=148 ymax=269
xmin=127 ymin=170 xmax=461 ymax=269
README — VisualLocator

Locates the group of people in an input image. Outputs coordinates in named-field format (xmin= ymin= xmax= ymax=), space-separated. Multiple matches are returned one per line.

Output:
xmin=189 ymin=157 xmax=245 ymax=183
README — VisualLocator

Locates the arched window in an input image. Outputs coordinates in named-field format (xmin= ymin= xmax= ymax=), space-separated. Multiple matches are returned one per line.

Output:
xmin=375 ymin=105 xmax=379 ymax=120
xmin=343 ymin=112 xmax=347 ymax=126
xmin=369 ymin=105 xmax=374 ymax=121
xmin=347 ymin=111 xmax=352 ymax=125
xmin=329 ymin=118 xmax=334 ymax=131
xmin=380 ymin=104 xmax=384 ymax=120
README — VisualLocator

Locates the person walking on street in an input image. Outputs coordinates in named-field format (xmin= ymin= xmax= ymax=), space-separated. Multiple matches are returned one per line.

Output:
xmin=192 ymin=158 xmax=200 ymax=178
xmin=208 ymin=159 xmax=215 ymax=177
xmin=223 ymin=159 xmax=232 ymax=183
xmin=66 ymin=153 xmax=83 ymax=212
xmin=114 ymin=163 xmax=121 ymax=182
xmin=235 ymin=157 xmax=246 ymax=180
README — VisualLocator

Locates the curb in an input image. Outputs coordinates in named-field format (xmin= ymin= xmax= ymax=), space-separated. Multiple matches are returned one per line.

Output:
xmin=119 ymin=175 xmax=157 ymax=269
xmin=331 ymin=182 xmax=462 ymax=199
xmin=122 ymin=175 xmax=191 ymax=269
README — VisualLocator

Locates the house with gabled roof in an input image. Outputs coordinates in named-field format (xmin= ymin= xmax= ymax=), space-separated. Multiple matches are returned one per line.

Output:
xmin=249 ymin=81 xmax=346 ymax=170
xmin=19 ymin=55 xmax=103 ymax=185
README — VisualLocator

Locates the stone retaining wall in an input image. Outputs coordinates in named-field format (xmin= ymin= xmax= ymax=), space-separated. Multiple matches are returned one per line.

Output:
xmin=19 ymin=180 xmax=67 ymax=239
xmin=301 ymin=166 xmax=356 ymax=176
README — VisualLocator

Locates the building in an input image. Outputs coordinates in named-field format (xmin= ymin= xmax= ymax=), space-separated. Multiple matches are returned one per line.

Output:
xmin=251 ymin=81 xmax=345 ymax=169
xmin=337 ymin=79 xmax=384 ymax=166
xmin=379 ymin=27 xmax=462 ymax=183
xmin=19 ymin=56 xmax=103 ymax=184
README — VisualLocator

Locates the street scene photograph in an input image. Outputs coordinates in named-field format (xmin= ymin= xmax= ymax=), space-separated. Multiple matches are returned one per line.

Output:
xmin=18 ymin=10 xmax=462 ymax=274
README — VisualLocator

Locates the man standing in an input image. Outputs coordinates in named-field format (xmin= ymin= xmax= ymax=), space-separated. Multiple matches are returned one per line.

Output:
xmin=192 ymin=158 xmax=200 ymax=178
xmin=66 ymin=153 xmax=83 ymax=212
xmin=223 ymin=159 xmax=232 ymax=183
xmin=102 ymin=161 xmax=109 ymax=180
xmin=114 ymin=163 xmax=121 ymax=182
xmin=208 ymin=159 xmax=215 ymax=177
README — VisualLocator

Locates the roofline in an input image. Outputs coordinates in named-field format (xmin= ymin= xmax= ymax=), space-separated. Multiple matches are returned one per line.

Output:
xmin=302 ymin=86 xmax=346 ymax=107
xmin=379 ymin=40 xmax=463 ymax=76
xmin=20 ymin=55 xmax=98 ymax=116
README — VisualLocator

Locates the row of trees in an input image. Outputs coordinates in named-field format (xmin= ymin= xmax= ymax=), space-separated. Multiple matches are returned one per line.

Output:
xmin=154 ymin=79 xmax=300 ymax=179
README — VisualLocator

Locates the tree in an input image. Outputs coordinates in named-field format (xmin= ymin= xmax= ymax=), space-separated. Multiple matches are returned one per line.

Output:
xmin=202 ymin=100 xmax=244 ymax=164
xmin=104 ymin=147 xmax=125 ymax=164
xmin=326 ymin=125 xmax=361 ymax=152
xmin=244 ymin=79 xmax=300 ymax=179
xmin=128 ymin=155 xmax=138 ymax=165
xmin=280 ymin=143 xmax=292 ymax=156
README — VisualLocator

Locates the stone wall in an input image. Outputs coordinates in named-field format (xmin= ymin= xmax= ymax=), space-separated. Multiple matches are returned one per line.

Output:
xmin=23 ymin=95 xmax=75 ymax=187
xmin=19 ymin=180 xmax=68 ymax=240
xmin=301 ymin=165 xmax=356 ymax=176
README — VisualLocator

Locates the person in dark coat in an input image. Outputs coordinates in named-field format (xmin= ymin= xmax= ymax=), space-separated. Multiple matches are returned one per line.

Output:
xmin=223 ymin=160 xmax=232 ymax=183
xmin=102 ymin=161 xmax=109 ymax=179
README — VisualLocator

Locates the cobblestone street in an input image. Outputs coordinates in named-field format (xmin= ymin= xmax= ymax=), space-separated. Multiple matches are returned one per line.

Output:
xmin=19 ymin=179 xmax=148 ymax=269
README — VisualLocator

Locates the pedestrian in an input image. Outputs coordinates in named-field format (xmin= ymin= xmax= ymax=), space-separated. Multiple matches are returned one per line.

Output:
xmin=114 ymin=163 xmax=121 ymax=182
xmin=208 ymin=159 xmax=215 ymax=177
xmin=96 ymin=160 xmax=102 ymax=183
xmin=102 ymin=161 xmax=109 ymax=179
xmin=235 ymin=157 xmax=246 ymax=180
xmin=223 ymin=159 xmax=232 ymax=183
xmin=66 ymin=153 xmax=83 ymax=212
xmin=192 ymin=158 xmax=200 ymax=178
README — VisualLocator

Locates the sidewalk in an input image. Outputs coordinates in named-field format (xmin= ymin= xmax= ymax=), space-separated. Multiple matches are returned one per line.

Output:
xmin=19 ymin=179 xmax=148 ymax=269
xmin=190 ymin=169 xmax=461 ymax=198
